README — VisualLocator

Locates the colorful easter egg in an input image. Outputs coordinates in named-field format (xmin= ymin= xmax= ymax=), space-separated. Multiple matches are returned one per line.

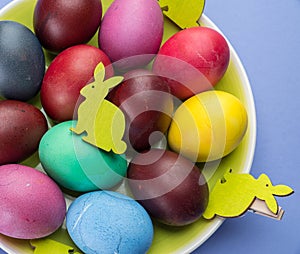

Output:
xmin=0 ymin=164 xmax=66 ymax=239
xmin=168 ymin=90 xmax=248 ymax=162
xmin=66 ymin=191 xmax=153 ymax=254
xmin=39 ymin=120 xmax=127 ymax=192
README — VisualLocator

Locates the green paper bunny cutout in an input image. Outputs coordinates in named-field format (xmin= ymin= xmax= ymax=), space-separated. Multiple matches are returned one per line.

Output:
xmin=158 ymin=0 xmax=205 ymax=29
xmin=31 ymin=239 xmax=81 ymax=254
xmin=203 ymin=169 xmax=294 ymax=219
xmin=71 ymin=62 xmax=127 ymax=154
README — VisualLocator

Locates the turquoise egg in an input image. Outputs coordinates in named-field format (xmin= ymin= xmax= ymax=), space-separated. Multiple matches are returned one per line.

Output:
xmin=39 ymin=120 xmax=128 ymax=192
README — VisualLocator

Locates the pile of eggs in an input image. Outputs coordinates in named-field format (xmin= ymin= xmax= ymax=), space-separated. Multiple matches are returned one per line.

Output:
xmin=0 ymin=0 xmax=248 ymax=253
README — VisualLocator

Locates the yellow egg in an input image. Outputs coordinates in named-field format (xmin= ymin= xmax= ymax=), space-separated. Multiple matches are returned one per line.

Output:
xmin=168 ymin=90 xmax=248 ymax=162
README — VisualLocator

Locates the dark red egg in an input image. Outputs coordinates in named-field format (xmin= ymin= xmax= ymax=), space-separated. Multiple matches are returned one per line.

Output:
xmin=107 ymin=69 xmax=173 ymax=152
xmin=0 ymin=100 xmax=48 ymax=165
xmin=127 ymin=149 xmax=209 ymax=226
xmin=33 ymin=0 xmax=102 ymax=53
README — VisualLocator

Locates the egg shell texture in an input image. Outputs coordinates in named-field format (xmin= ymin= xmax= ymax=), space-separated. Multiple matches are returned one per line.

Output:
xmin=66 ymin=190 xmax=154 ymax=254
xmin=41 ymin=44 xmax=113 ymax=122
xmin=107 ymin=70 xmax=174 ymax=152
xmin=152 ymin=27 xmax=230 ymax=99
xmin=168 ymin=90 xmax=248 ymax=162
xmin=0 ymin=164 xmax=66 ymax=239
xmin=0 ymin=100 xmax=48 ymax=165
xmin=39 ymin=120 xmax=127 ymax=192
xmin=127 ymin=148 xmax=209 ymax=226
xmin=99 ymin=0 xmax=163 ymax=70
xmin=0 ymin=21 xmax=45 ymax=101
xmin=33 ymin=0 xmax=102 ymax=53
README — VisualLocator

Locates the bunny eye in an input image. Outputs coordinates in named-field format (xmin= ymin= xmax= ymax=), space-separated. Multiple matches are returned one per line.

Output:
xmin=266 ymin=184 xmax=269 ymax=187
xmin=92 ymin=85 xmax=95 ymax=88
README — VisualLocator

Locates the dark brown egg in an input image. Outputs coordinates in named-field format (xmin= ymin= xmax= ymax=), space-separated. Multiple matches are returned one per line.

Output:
xmin=0 ymin=100 xmax=48 ymax=165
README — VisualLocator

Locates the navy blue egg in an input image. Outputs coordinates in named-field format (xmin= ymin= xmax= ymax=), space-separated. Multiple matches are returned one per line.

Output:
xmin=0 ymin=21 xmax=45 ymax=101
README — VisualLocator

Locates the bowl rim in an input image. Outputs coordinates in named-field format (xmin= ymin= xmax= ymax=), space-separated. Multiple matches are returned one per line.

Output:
xmin=174 ymin=13 xmax=257 ymax=254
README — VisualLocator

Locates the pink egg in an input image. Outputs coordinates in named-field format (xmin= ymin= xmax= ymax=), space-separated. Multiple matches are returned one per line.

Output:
xmin=0 ymin=164 xmax=66 ymax=239
xmin=98 ymin=0 xmax=163 ymax=71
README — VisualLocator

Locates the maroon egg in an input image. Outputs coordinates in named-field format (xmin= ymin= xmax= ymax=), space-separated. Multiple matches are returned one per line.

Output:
xmin=127 ymin=149 xmax=209 ymax=226
xmin=33 ymin=0 xmax=102 ymax=53
xmin=41 ymin=44 xmax=113 ymax=122
xmin=107 ymin=70 xmax=173 ymax=152
xmin=0 ymin=100 xmax=48 ymax=165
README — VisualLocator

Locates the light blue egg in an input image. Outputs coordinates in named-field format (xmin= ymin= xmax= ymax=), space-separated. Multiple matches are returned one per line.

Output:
xmin=39 ymin=120 xmax=128 ymax=192
xmin=66 ymin=191 xmax=154 ymax=254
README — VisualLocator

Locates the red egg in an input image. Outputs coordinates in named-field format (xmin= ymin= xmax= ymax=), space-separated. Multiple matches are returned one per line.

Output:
xmin=152 ymin=27 xmax=230 ymax=100
xmin=41 ymin=44 xmax=113 ymax=122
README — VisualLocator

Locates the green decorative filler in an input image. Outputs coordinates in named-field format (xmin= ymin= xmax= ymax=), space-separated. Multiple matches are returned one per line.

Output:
xmin=71 ymin=62 xmax=127 ymax=154
xmin=158 ymin=0 xmax=205 ymax=29
xmin=203 ymin=169 xmax=294 ymax=220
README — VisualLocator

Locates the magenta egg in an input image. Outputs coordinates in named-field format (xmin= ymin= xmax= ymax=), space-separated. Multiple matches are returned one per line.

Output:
xmin=98 ymin=0 xmax=163 ymax=71
xmin=0 ymin=164 xmax=66 ymax=239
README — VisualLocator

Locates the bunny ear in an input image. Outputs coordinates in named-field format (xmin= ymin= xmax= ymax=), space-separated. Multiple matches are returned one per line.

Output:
xmin=272 ymin=184 xmax=294 ymax=197
xmin=94 ymin=62 xmax=105 ymax=82
xmin=104 ymin=76 xmax=124 ymax=89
